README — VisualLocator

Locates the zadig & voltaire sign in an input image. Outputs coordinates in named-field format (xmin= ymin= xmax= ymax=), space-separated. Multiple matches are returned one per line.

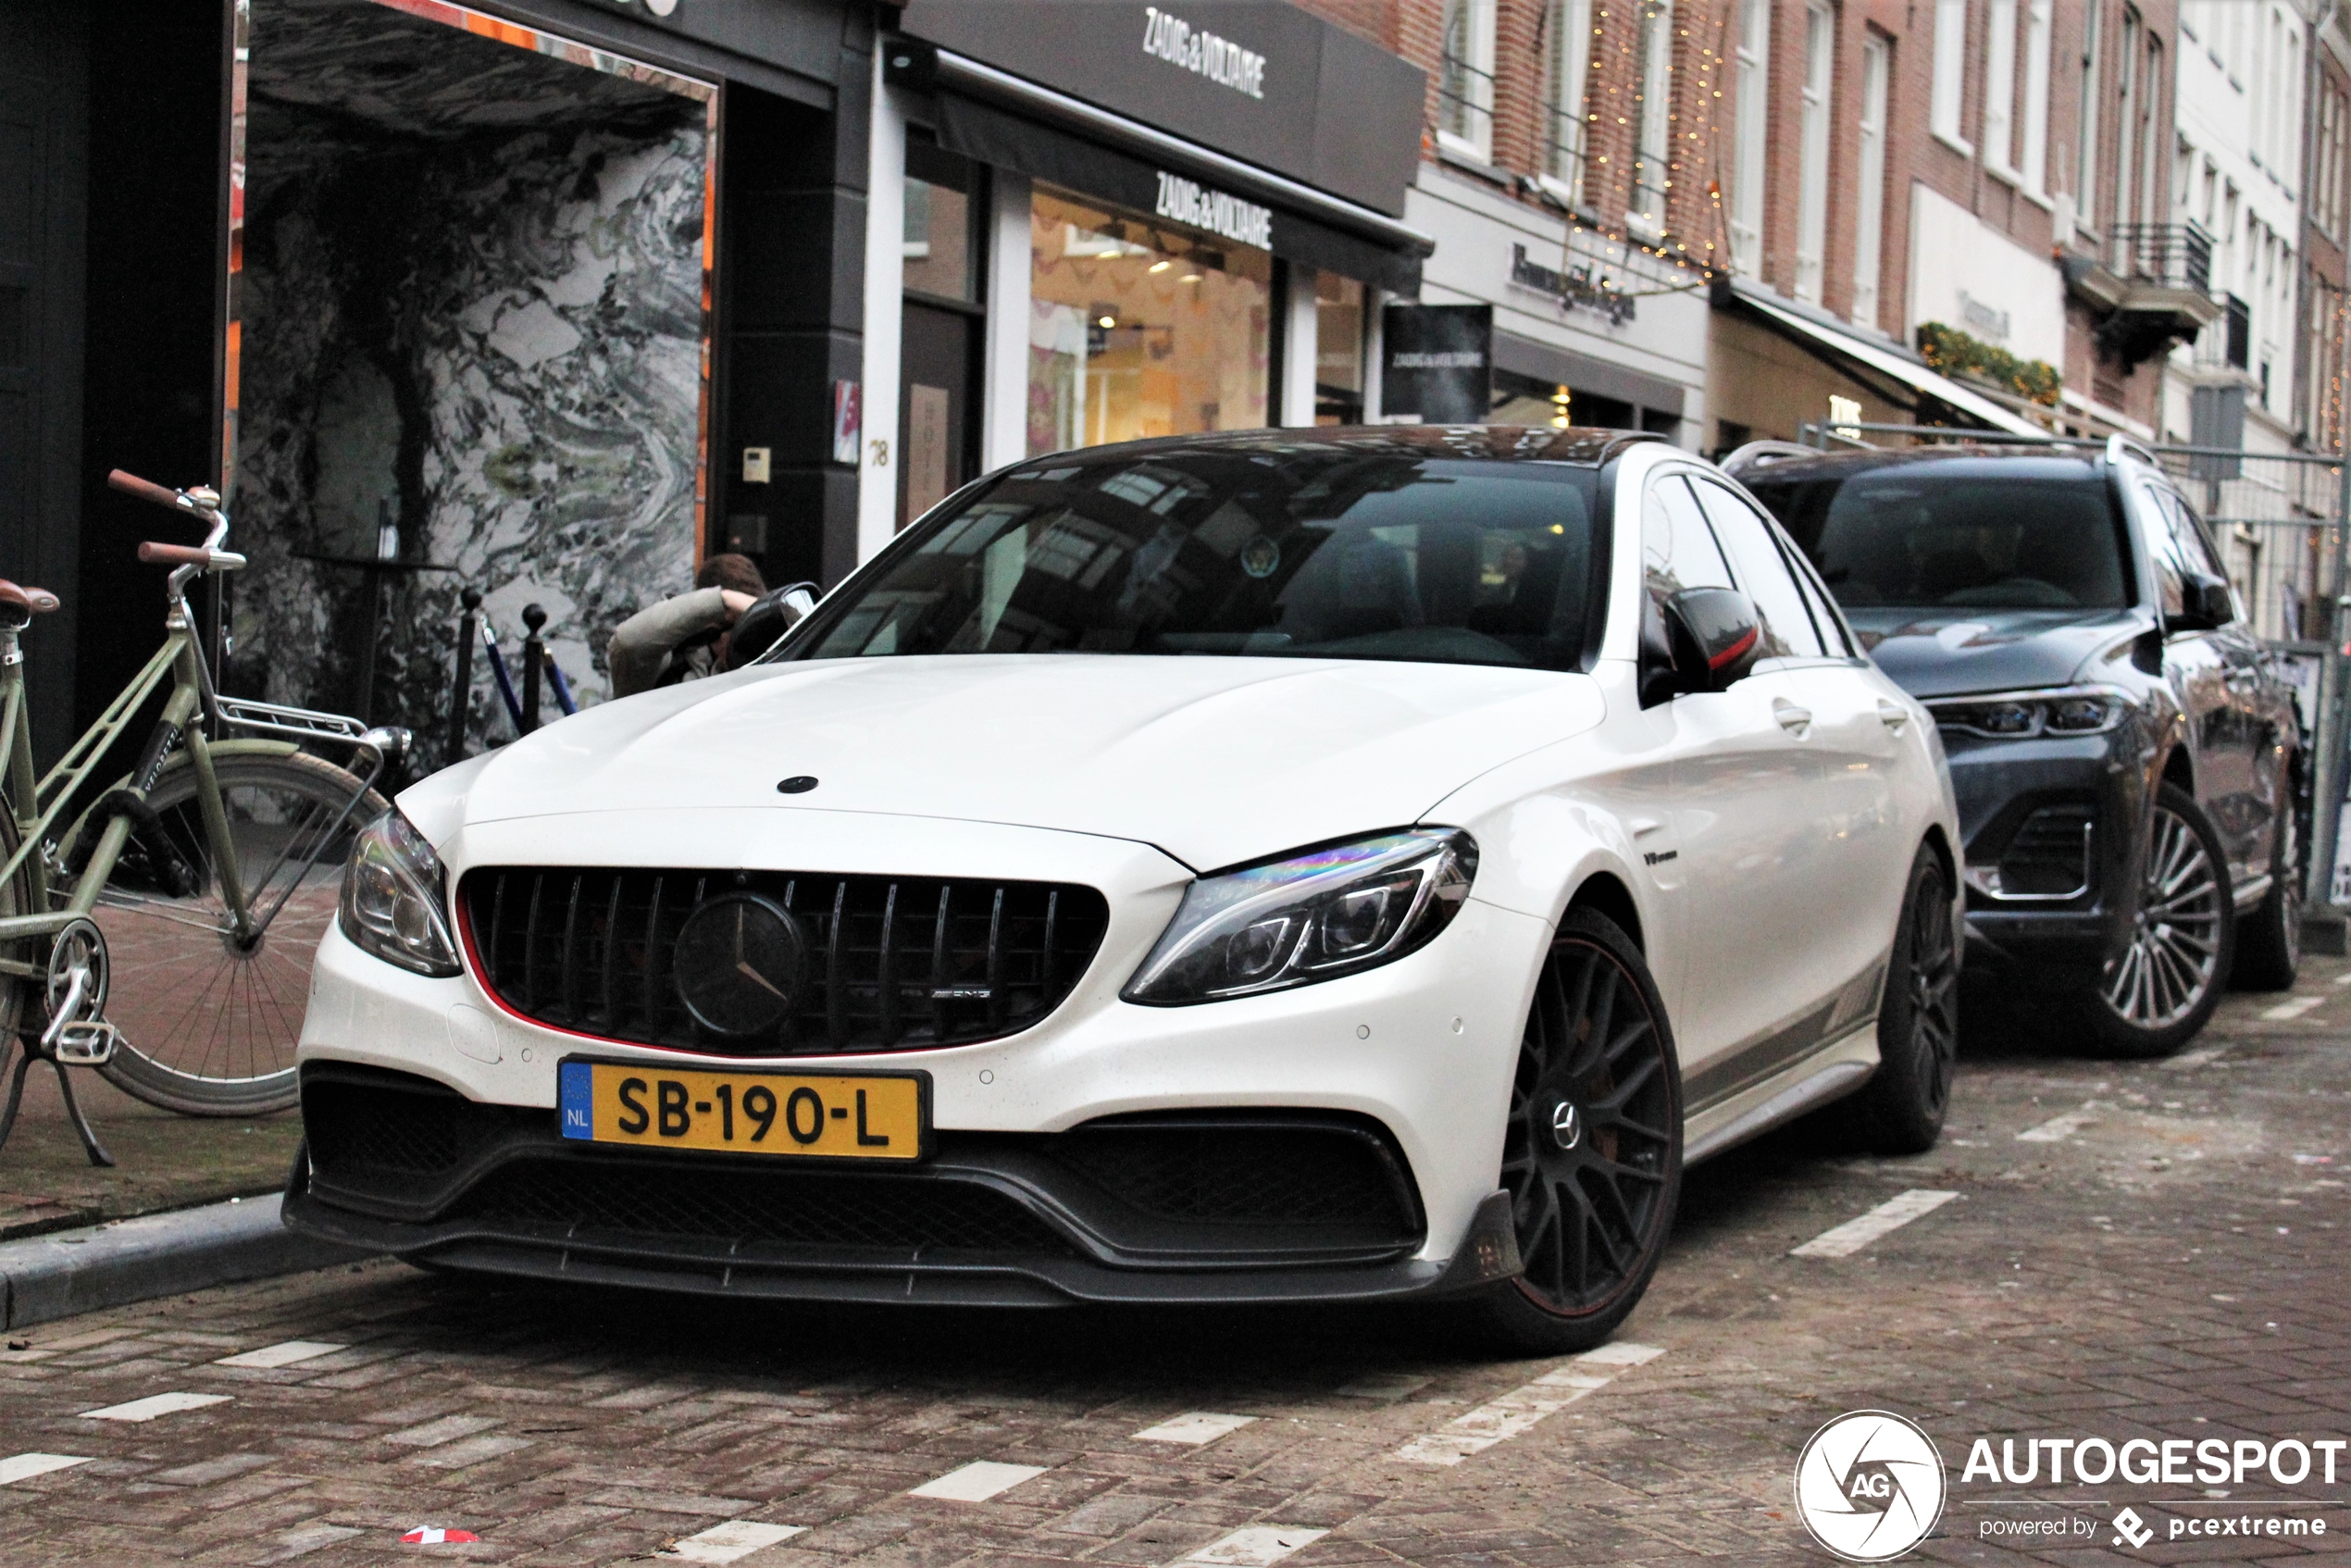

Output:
xmin=1155 ymin=171 xmax=1273 ymax=249
xmin=1140 ymin=6 xmax=1266 ymax=99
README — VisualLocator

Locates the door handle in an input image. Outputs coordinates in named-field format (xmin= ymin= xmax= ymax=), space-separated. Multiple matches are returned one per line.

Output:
xmin=1773 ymin=699 xmax=1814 ymax=738
xmin=1877 ymin=700 xmax=1909 ymax=735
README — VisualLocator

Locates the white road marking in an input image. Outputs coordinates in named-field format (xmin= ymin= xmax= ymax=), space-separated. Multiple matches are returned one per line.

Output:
xmin=1335 ymin=1372 xmax=1431 ymax=1400
xmin=2262 ymin=995 xmax=2326 ymax=1020
xmin=1135 ymin=1412 xmax=1256 ymax=1445
xmin=0 ymin=1453 xmax=92 ymax=1486
xmin=908 ymin=1461 xmax=1049 ymax=1501
xmin=214 ymin=1339 xmax=345 ymax=1369
xmin=660 ymin=1520 xmax=808 ymax=1562
xmin=1789 ymin=1189 xmax=1960 ymax=1258
xmin=1394 ymin=1344 xmax=1664 ymax=1465
xmin=2017 ymin=1112 xmax=2096 ymax=1143
xmin=78 ymin=1392 xmax=232 ymax=1423
xmin=1179 ymin=1525 xmax=1330 ymax=1566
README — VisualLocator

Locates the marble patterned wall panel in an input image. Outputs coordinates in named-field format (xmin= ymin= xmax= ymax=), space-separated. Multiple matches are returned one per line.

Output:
xmin=230 ymin=63 xmax=706 ymax=765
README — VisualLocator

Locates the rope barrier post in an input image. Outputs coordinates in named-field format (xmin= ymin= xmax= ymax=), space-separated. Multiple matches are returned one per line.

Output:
xmin=520 ymin=603 xmax=546 ymax=735
xmin=447 ymin=586 xmax=481 ymax=765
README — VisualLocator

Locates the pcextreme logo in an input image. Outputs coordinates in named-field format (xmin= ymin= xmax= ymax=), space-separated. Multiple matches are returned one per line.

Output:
xmin=1794 ymin=1411 xmax=1947 ymax=1562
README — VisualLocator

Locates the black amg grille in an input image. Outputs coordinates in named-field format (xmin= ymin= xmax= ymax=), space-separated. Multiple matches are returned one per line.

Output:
xmin=454 ymin=1160 xmax=1072 ymax=1255
xmin=1051 ymin=1118 xmax=1420 ymax=1229
xmin=459 ymin=867 xmax=1110 ymax=1055
xmin=1998 ymin=803 xmax=2096 ymax=897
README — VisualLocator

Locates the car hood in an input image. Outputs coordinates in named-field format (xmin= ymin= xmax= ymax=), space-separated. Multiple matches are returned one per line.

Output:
xmin=419 ymin=654 xmax=1605 ymax=871
xmin=1841 ymin=607 xmax=2150 ymax=699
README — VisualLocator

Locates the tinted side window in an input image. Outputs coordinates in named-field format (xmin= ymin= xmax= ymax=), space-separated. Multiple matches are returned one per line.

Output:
xmin=1785 ymin=541 xmax=1854 ymax=656
xmin=1643 ymin=475 xmax=1735 ymax=609
xmin=2137 ymin=482 xmax=2188 ymax=616
xmin=1691 ymin=478 xmax=1827 ymax=658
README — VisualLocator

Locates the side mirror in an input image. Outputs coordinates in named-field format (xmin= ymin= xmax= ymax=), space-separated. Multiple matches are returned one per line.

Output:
xmin=1665 ymin=588 xmax=1764 ymax=691
xmin=2175 ymin=572 xmax=2235 ymax=631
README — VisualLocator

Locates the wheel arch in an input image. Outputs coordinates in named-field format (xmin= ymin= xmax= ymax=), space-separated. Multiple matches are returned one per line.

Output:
xmin=1563 ymin=870 xmax=1646 ymax=952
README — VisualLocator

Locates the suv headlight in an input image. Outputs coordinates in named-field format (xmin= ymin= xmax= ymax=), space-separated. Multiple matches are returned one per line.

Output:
xmin=1928 ymin=685 xmax=2133 ymax=740
xmin=1124 ymin=828 xmax=1476 ymax=1005
xmin=339 ymin=810 xmax=462 ymax=977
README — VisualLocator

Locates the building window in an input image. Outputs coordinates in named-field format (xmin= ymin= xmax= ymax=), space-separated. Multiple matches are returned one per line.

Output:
xmin=1026 ymin=188 xmax=1270 ymax=455
xmin=1544 ymin=0 xmax=1595 ymax=200
xmin=1931 ymin=0 xmax=1969 ymax=148
xmin=2020 ymin=0 xmax=2052 ymax=193
xmin=1984 ymin=0 xmax=2017 ymax=171
xmin=1314 ymin=272 xmax=1365 ymax=424
xmin=2137 ymin=35 xmax=2164 ymax=226
xmin=2113 ymin=8 xmax=2140 ymax=239
xmin=1729 ymin=0 xmax=1770 ymax=274
xmin=1628 ymin=0 xmax=1674 ymax=236
xmin=1853 ymin=33 xmax=1889 ymax=330
xmin=1438 ymin=0 xmax=1497 ymax=161
xmin=2076 ymin=0 xmax=2101 ymax=226
xmin=1794 ymin=0 xmax=1833 ymax=304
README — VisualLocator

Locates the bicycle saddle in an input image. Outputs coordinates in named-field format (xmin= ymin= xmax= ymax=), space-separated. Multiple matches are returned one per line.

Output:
xmin=0 ymin=579 xmax=61 ymax=616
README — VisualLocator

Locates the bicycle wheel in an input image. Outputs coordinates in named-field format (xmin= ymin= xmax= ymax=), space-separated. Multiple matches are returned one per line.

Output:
xmin=77 ymin=750 xmax=387 ymax=1116
xmin=0 ymin=807 xmax=30 ymax=1046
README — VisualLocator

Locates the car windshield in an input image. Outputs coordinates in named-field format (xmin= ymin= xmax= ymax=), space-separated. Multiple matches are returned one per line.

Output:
xmin=784 ymin=443 xmax=1604 ymax=671
xmin=1744 ymin=462 xmax=2131 ymax=611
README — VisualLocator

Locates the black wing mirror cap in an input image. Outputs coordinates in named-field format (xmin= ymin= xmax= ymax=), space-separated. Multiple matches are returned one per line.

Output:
xmin=2174 ymin=573 xmax=2236 ymax=632
xmin=1665 ymin=587 xmax=1764 ymax=691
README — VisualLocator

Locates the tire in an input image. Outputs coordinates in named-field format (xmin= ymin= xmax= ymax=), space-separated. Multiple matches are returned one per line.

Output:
xmin=1450 ymin=908 xmax=1683 ymax=1356
xmin=2231 ymin=788 xmax=2303 ymax=992
xmin=2078 ymin=782 xmax=2233 ymax=1058
xmin=72 ymin=751 xmax=388 ymax=1116
xmin=0 ymin=808 xmax=30 ymax=1048
xmin=1833 ymin=845 xmax=1959 ymax=1155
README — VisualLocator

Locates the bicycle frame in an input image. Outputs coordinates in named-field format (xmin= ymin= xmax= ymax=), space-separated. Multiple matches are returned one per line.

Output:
xmin=0 ymin=594 xmax=238 ymax=972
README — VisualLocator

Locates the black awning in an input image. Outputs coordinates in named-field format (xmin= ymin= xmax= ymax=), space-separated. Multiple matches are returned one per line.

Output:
xmin=934 ymin=92 xmax=1423 ymax=294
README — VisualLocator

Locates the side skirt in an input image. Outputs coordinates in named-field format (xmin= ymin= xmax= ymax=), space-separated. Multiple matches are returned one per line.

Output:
xmin=1681 ymin=1024 xmax=1880 ymax=1164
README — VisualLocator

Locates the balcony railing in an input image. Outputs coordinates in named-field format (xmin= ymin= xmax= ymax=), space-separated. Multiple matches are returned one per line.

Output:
xmin=2109 ymin=222 xmax=2213 ymax=293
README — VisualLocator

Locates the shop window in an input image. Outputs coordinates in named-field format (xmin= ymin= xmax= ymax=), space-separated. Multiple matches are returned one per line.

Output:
xmin=1314 ymin=273 xmax=1364 ymax=425
xmin=1027 ymin=188 xmax=1270 ymax=455
xmin=903 ymin=137 xmax=981 ymax=304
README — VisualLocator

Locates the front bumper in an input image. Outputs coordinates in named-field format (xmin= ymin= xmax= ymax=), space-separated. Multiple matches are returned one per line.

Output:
xmin=1942 ymin=728 xmax=2146 ymax=977
xmin=282 ymin=1063 xmax=1524 ymax=1306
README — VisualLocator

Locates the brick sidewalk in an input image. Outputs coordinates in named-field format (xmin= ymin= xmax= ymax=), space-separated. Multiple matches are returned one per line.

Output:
xmin=0 ymin=966 xmax=2344 ymax=1566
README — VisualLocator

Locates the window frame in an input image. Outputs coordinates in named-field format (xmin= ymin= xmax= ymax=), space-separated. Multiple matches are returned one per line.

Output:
xmin=1794 ymin=1 xmax=1834 ymax=304
xmin=1437 ymin=0 xmax=1499 ymax=162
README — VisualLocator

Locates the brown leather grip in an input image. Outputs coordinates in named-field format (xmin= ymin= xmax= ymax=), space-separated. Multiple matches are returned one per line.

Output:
xmin=138 ymin=542 xmax=212 ymax=567
xmin=108 ymin=469 xmax=187 ymax=511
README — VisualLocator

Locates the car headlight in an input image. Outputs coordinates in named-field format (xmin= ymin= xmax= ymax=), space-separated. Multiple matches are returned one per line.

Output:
xmin=1928 ymin=686 xmax=2133 ymax=740
xmin=1124 ymin=828 xmax=1476 ymax=1005
xmin=339 ymin=809 xmax=462 ymax=977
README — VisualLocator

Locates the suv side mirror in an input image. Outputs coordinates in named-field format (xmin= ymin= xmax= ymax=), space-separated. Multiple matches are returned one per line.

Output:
xmin=2175 ymin=572 xmax=2236 ymax=631
xmin=1665 ymin=588 xmax=1764 ymax=691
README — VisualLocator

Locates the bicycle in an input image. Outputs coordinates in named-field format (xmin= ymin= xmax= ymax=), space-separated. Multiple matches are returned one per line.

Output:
xmin=0 ymin=470 xmax=403 ymax=1159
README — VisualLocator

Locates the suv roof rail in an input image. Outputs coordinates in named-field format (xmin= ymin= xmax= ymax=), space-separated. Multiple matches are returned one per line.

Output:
xmin=1718 ymin=439 xmax=1820 ymax=477
xmin=2105 ymin=433 xmax=2162 ymax=469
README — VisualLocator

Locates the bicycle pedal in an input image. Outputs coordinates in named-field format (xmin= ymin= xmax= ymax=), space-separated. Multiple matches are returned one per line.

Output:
xmin=54 ymin=1021 xmax=119 ymax=1066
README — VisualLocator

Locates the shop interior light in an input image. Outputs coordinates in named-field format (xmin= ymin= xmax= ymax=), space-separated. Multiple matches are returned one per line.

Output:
xmin=1149 ymin=259 xmax=1171 ymax=273
xmin=1097 ymin=315 xmax=1116 ymax=328
xmin=1180 ymin=272 xmax=1203 ymax=282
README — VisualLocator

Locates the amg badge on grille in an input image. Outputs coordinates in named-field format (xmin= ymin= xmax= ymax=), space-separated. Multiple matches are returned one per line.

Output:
xmin=671 ymin=892 xmax=808 ymax=1037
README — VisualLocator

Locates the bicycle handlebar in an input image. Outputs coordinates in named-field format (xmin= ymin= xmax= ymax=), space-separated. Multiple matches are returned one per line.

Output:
xmin=138 ymin=541 xmax=246 ymax=572
xmin=107 ymin=469 xmax=188 ymax=512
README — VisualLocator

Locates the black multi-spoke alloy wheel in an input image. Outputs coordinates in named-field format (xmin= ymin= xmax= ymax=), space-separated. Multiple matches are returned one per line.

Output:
xmin=2231 ymin=781 xmax=2303 ymax=992
xmin=2080 ymin=782 xmax=2234 ymax=1058
xmin=1456 ymin=908 xmax=1682 ymax=1355
xmin=1834 ymin=845 xmax=1959 ymax=1154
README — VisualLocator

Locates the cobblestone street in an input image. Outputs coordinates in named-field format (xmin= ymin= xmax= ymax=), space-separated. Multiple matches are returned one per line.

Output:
xmin=2 ymin=966 xmax=2345 ymax=1567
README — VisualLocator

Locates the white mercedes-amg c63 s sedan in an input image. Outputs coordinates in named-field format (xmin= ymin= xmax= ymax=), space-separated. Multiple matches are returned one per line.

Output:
xmin=288 ymin=426 xmax=1962 ymax=1351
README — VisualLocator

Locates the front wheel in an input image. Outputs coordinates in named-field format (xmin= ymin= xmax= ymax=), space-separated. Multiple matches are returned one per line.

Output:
xmin=73 ymin=750 xmax=386 ymax=1116
xmin=1451 ymin=908 xmax=1683 ymax=1355
xmin=2080 ymin=782 xmax=2233 ymax=1058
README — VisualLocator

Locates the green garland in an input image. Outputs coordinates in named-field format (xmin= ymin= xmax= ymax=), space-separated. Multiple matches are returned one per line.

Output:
xmin=1916 ymin=321 xmax=2062 ymax=407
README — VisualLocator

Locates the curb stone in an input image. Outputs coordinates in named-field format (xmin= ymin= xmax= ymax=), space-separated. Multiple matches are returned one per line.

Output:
xmin=0 ymin=1193 xmax=378 ymax=1330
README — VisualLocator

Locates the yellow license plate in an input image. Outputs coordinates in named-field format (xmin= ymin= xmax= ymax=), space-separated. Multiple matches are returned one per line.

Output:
xmin=558 ymin=1059 xmax=928 ymax=1161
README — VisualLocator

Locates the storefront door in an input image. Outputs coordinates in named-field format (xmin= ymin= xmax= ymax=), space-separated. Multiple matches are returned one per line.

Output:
xmin=900 ymin=302 xmax=978 ymax=527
